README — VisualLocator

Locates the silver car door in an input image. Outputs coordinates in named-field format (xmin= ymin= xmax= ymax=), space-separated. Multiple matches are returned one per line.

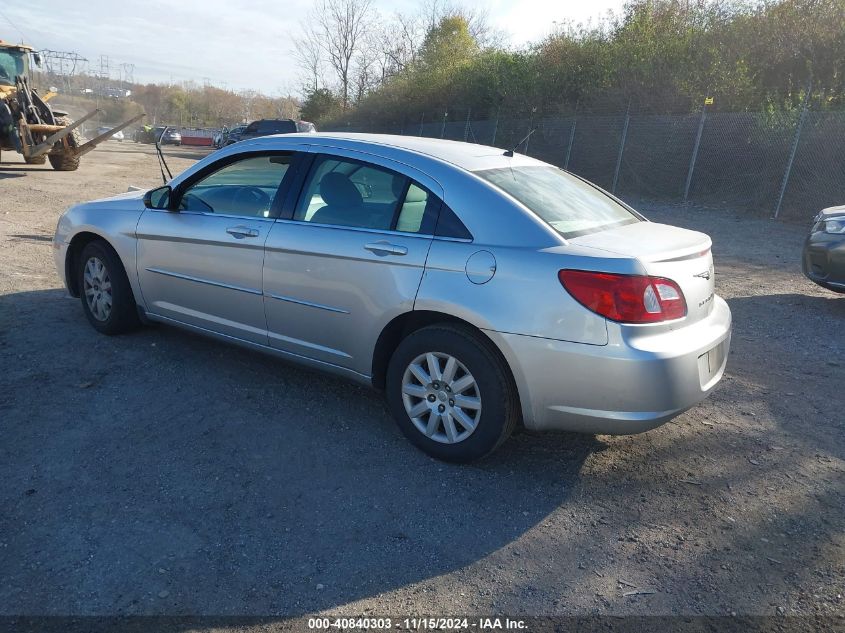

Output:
xmin=136 ymin=152 xmax=294 ymax=344
xmin=262 ymin=151 xmax=443 ymax=376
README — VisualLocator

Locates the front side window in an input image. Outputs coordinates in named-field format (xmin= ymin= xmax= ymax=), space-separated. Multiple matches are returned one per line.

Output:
xmin=294 ymin=155 xmax=436 ymax=234
xmin=475 ymin=166 xmax=640 ymax=239
xmin=179 ymin=154 xmax=291 ymax=218
xmin=0 ymin=50 xmax=26 ymax=83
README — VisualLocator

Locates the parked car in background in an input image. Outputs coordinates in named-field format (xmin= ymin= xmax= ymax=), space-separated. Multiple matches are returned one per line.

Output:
xmin=97 ymin=126 xmax=124 ymax=141
xmin=52 ymin=133 xmax=731 ymax=462
xmin=160 ymin=128 xmax=181 ymax=146
xmin=222 ymin=119 xmax=317 ymax=146
xmin=214 ymin=124 xmax=246 ymax=148
xmin=134 ymin=125 xmax=175 ymax=144
xmin=803 ymin=205 xmax=845 ymax=293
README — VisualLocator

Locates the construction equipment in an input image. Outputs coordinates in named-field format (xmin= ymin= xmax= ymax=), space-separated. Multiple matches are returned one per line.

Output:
xmin=0 ymin=40 xmax=143 ymax=171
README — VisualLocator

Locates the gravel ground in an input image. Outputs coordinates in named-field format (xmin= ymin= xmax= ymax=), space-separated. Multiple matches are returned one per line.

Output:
xmin=0 ymin=143 xmax=843 ymax=626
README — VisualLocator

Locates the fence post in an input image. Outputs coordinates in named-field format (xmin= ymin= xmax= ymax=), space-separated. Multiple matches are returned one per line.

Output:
xmin=774 ymin=83 xmax=811 ymax=218
xmin=463 ymin=108 xmax=471 ymax=142
xmin=564 ymin=118 xmax=576 ymax=170
xmin=491 ymin=108 xmax=500 ymax=146
xmin=440 ymin=110 xmax=448 ymax=139
xmin=612 ymin=103 xmax=631 ymax=194
xmin=684 ymin=105 xmax=707 ymax=202
xmin=524 ymin=108 xmax=537 ymax=156
xmin=418 ymin=113 xmax=424 ymax=136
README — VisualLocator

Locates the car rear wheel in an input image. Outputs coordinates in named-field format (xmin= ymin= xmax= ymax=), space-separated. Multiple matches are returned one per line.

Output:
xmin=386 ymin=324 xmax=519 ymax=462
xmin=77 ymin=241 xmax=140 ymax=335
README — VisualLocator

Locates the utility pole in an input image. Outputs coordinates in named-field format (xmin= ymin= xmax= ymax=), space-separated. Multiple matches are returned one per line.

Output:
xmin=40 ymin=50 xmax=88 ymax=91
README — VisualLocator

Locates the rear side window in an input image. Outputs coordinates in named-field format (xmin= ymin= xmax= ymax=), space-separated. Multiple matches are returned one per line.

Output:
xmin=475 ymin=166 xmax=639 ymax=238
xmin=293 ymin=154 xmax=437 ymax=234
xmin=435 ymin=204 xmax=472 ymax=240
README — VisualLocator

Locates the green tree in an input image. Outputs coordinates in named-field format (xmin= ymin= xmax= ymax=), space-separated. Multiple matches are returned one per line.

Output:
xmin=301 ymin=88 xmax=343 ymax=123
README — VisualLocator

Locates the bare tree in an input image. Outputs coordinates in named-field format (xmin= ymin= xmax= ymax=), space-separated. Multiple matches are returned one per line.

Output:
xmin=292 ymin=26 xmax=325 ymax=94
xmin=351 ymin=25 xmax=383 ymax=102
xmin=312 ymin=0 xmax=375 ymax=109
xmin=375 ymin=11 xmax=426 ymax=79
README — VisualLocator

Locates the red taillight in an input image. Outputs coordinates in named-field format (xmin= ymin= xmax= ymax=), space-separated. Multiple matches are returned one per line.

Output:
xmin=558 ymin=270 xmax=687 ymax=323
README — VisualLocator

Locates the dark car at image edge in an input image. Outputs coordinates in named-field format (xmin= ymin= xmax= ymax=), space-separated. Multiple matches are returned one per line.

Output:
xmin=803 ymin=205 xmax=845 ymax=293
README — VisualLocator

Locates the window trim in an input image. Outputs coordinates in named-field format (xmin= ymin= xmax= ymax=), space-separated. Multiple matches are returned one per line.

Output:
xmin=168 ymin=150 xmax=299 ymax=219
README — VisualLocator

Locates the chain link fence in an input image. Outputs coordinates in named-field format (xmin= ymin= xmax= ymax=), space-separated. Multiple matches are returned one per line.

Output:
xmin=324 ymin=107 xmax=845 ymax=220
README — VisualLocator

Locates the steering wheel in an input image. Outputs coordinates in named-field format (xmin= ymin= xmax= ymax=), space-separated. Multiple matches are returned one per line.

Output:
xmin=232 ymin=186 xmax=271 ymax=215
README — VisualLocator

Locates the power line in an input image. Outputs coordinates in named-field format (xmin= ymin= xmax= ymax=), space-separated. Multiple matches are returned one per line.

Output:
xmin=0 ymin=9 xmax=34 ymax=46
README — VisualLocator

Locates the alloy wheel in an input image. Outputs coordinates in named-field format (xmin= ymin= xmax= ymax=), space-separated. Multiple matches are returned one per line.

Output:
xmin=401 ymin=352 xmax=482 ymax=444
xmin=83 ymin=256 xmax=113 ymax=322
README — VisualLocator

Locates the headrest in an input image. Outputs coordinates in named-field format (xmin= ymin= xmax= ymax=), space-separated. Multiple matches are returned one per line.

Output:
xmin=404 ymin=184 xmax=428 ymax=203
xmin=391 ymin=177 xmax=428 ymax=204
xmin=320 ymin=172 xmax=362 ymax=208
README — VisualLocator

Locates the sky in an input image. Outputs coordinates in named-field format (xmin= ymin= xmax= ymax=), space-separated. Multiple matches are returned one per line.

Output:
xmin=0 ymin=0 xmax=624 ymax=95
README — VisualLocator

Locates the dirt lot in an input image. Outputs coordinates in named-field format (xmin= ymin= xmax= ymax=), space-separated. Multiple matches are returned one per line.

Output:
xmin=0 ymin=143 xmax=843 ymax=626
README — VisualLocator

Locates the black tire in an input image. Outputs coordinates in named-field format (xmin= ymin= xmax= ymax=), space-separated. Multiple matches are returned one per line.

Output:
xmin=77 ymin=240 xmax=141 ymax=335
xmin=24 ymin=154 xmax=47 ymax=165
xmin=48 ymin=116 xmax=81 ymax=171
xmin=385 ymin=324 xmax=520 ymax=462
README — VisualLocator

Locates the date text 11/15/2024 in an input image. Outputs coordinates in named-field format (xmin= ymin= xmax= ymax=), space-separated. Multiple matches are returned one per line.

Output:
xmin=307 ymin=617 xmax=528 ymax=630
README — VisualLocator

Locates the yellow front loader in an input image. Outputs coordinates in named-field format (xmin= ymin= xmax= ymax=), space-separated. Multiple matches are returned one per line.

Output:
xmin=0 ymin=40 xmax=143 ymax=171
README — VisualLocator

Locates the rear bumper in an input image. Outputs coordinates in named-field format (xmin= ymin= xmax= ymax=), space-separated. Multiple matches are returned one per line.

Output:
xmin=486 ymin=296 xmax=732 ymax=434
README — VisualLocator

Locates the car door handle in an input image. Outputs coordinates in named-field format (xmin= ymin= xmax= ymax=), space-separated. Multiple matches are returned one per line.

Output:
xmin=364 ymin=241 xmax=408 ymax=256
xmin=226 ymin=226 xmax=260 ymax=239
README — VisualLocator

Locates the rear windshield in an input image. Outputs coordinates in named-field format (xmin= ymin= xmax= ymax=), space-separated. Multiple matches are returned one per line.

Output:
xmin=258 ymin=120 xmax=297 ymax=134
xmin=475 ymin=166 xmax=640 ymax=238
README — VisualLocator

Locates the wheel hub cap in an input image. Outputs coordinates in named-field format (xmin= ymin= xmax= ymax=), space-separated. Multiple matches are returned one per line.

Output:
xmin=83 ymin=256 xmax=113 ymax=322
xmin=401 ymin=352 xmax=482 ymax=444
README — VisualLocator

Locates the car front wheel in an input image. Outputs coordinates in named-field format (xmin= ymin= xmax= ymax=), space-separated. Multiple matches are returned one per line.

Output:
xmin=386 ymin=324 xmax=519 ymax=462
xmin=77 ymin=240 xmax=140 ymax=335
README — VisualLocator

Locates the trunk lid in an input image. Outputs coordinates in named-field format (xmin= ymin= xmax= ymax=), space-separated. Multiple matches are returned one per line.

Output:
xmin=570 ymin=221 xmax=716 ymax=325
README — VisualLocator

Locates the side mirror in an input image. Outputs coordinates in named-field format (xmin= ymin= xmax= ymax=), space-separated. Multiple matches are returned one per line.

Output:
xmin=32 ymin=52 xmax=42 ymax=67
xmin=144 ymin=185 xmax=172 ymax=210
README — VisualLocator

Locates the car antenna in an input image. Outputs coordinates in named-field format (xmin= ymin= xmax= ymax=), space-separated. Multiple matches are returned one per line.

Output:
xmin=155 ymin=126 xmax=174 ymax=184
xmin=503 ymin=128 xmax=536 ymax=157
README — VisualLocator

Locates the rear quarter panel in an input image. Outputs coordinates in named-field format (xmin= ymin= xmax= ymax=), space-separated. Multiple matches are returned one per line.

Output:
xmin=416 ymin=241 xmax=649 ymax=346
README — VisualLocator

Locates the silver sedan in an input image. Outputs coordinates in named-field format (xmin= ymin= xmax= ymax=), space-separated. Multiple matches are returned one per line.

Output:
xmin=52 ymin=133 xmax=732 ymax=462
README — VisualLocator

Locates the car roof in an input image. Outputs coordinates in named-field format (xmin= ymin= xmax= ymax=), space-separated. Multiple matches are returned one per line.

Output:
xmin=245 ymin=132 xmax=546 ymax=173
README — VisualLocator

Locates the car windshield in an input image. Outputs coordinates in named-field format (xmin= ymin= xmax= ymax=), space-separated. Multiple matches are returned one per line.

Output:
xmin=475 ymin=166 xmax=640 ymax=239
xmin=0 ymin=49 xmax=26 ymax=83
